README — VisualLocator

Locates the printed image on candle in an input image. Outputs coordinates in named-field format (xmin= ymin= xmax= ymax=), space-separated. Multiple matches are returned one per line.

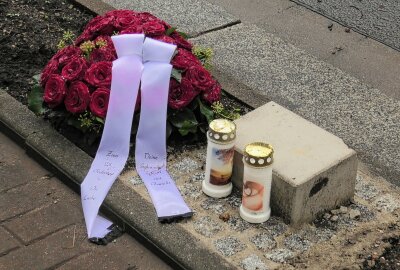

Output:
xmin=242 ymin=180 xmax=264 ymax=211
xmin=209 ymin=147 xmax=234 ymax=185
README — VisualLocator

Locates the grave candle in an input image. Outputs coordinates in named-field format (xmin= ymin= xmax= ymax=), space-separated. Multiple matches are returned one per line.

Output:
xmin=240 ymin=142 xmax=274 ymax=223
xmin=202 ymin=119 xmax=236 ymax=198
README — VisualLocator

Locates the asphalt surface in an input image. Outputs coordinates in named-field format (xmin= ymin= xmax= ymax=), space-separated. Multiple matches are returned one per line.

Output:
xmin=291 ymin=0 xmax=400 ymax=52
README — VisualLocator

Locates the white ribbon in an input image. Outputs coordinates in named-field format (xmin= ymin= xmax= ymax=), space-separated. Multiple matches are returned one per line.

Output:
xmin=81 ymin=34 xmax=191 ymax=241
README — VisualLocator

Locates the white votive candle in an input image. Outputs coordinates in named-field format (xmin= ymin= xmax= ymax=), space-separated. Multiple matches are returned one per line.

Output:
xmin=240 ymin=142 xmax=274 ymax=223
xmin=202 ymin=119 xmax=236 ymax=198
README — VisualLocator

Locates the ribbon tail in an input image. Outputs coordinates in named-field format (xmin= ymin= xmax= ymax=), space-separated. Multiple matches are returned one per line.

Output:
xmin=81 ymin=34 xmax=144 ymax=242
xmin=136 ymin=38 xmax=192 ymax=221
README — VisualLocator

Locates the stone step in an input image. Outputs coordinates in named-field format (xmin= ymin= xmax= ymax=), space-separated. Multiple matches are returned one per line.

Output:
xmin=232 ymin=102 xmax=358 ymax=225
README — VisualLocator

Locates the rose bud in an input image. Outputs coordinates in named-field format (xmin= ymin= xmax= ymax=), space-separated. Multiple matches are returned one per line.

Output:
xmin=61 ymin=57 xmax=88 ymax=82
xmin=202 ymin=82 xmax=221 ymax=104
xmin=43 ymin=74 xmax=67 ymax=108
xmin=85 ymin=61 xmax=112 ymax=88
xmin=185 ymin=65 xmax=215 ymax=92
xmin=168 ymin=78 xmax=199 ymax=110
xmin=64 ymin=81 xmax=91 ymax=114
xmin=90 ymin=88 xmax=110 ymax=118
xmin=40 ymin=60 xmax=59 ymax=88
xmin=171 ymin=48 xmax=201 ymax=71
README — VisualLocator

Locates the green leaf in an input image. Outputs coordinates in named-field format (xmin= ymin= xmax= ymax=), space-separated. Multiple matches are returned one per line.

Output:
xmin=177 ymin=31 xmax=189 ymax=39
xmin=67 ymin=117 xmax=87 ymax=132
xmin=179 ymin=120 xmax=197 ymax=136
xmin=198 ymin=98 xmax=214 ymax=124
xmin=165 ymin=27 xmax=177 ymax=36
xmin=32 ymin=74 xmax=41 ymax=84
xmin=27 ymin=84 xmax=45 ymax=115
xmin=95 ymin=117 xmax=104 ymax=124
xmin=171 ymin=68 xmax=182 ymax=83
xmin=169 ymin=108 xmax=198 ymax=136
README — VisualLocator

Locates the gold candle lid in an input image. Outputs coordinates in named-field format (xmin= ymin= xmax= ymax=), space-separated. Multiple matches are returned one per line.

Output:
xmin=208 ymin=119 xmax=236 ymax=143
xmin=243 ymin=142 xmax=274 ymax=167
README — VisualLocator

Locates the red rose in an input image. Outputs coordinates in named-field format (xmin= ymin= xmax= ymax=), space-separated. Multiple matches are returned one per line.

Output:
xmin=154 ymin=35 xmax=176 ymax=45
xmin=43 ymin=74 xmax=67 ymax=108
xmin=75 ymin=31 xmax=93 ymax=45
xmin=142 ymin=20 xmax=165 ymax=36
xmin=86 ymin=16 xmax=115 ymax=36
xmin=40 ymin=60 xmax=59 ymax=87
xmin=114 ymin=13 xmax=139 ymax=30
xmin=171 ymin=48 xmax=201 ymax=71
xmin=202 ymin=82 xmax=221 ymax=104
xmin=171 ymin=32 xmax=193 ymax=50
xmin=90 ymin=48 xmax=115 ymax=63
xmin=137 ymin=12 xmax=159 ymax=23
xmin=64 ymin=81 xmax=91 ymax=114
xmin=90 ymin=88 xmax=110 ymax=118
xmin=61 ymin=57 xmax=88 ymax=82
xmin=104 ymin=10 xmax=137 ymax=18
xmin=168 ymin=78 xmax=199 ymax=110
xmin=52 ymin=46 xmax=81 ymax=67
xmin=120 ymin=25 xmax=143 ymax=34
xmin=85 ymin=61 xmax=112 ymax=88
xmin=185 ymin=65 xmax=214 ymax=92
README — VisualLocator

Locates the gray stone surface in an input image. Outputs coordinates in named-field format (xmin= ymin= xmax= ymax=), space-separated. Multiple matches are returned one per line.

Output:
xmin=232 ymin=102 xmax=358 ymax=224
xmin=291 ymin=0 xmax=400 ymax=51
xmin=240 ymin=255 xmax=268 ymax=270
xmin=102 ymin=0 xmax=239 ymax=36
xmin=193 ymin=24 xmax=400 ymax=187
xmin=250 ymin=233 xmax=277 ymax=251
xmin=206 ymin=0 xmax=400 ymax=101
xmin=214 ymin=236 xmax=246 ymax=257
xmin=283 ymin=234 xmax=311 ymax=252
xmin=193 ymin=216 xmax=222 ymax=237
xmin=265 ymin=249 xmax=295 ymax=263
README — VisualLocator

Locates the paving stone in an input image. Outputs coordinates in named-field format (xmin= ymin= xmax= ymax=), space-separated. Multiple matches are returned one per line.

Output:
xmin=4 ymin=200 xmax=82 ymax=244
xmin=214 ymin=236 xmax=245 ymax=257
xmin=0 ymin=226 xmax=85 ymax=270
xmin=172 ymin=157 xmax=200 ymax=174
xmin=193 ymin=216 xmax=222 ymax=237
xmin=190 ymin=172 xmax=205 ymax=182
xmin=227 ymin=216 xmax=251 ymax=232
xmin=250 ymin=233 xmax=277 ymax=251
xmin=201 ymin=197 xmax=227 ymax=214
xmin=129 ymin=175 xmax=143 ymax=186
xmin=231 ymin=102 xmax=357 ymax=225
xmin=223 ymin=189 xmax=242 ymax=208
xmin=57 ymin=234 xmax=170 ymax=270
xmin=283 ymin=234 xmax=311 ymax=252
xmin=265 ymin=248 xmax=295 ymax=263
xmin=373 ymin=194 xmax=400 ymax=213
xmin=299 ymin=227 xmax=334 ymax=243
xmin=0 ymin=132 xmax=48 ymax=192
xmin=240 ymin=254 xmax=268 ymax=270
xmin=0 ymin=227 xmax=19 ymax=256
xmin=179 ymin=182 xmax=202 ymax=200
xmin=258 ymin=216 xmax=288 ymax=237
xmin=102 ymin=0 xmax=239 ymax=36
xmin=0 ymin=179 xmax=57 ymax=222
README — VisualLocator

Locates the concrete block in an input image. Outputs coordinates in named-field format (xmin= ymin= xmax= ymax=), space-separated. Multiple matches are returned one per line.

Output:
xmin=232 ymin=102 xmax=357 ymax=225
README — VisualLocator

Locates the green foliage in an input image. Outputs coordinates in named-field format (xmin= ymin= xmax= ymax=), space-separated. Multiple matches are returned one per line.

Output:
xmin=165 ymin=27 xmax=177 ymax=36
xmin=57 ymin=30 xmax=75 ymax=49
xmin=197 ymin=97 xmax=214 ymax=124
xmin=169 ymin=108 xmax=198 ymax=136
xmin=27 ymin=84 xmax=45 ymax=115
xmin=192 ymin=46 xmax=213 ymax=70
xmin=177 ymin=31 xmax=189 ymax=39
xmin=211 ymin=101 xmax=241 ymax=121
xmin=171 ymin=68 xmax=182 ymax=83
xmin=80 ymin=41 xmax=95 ymax=59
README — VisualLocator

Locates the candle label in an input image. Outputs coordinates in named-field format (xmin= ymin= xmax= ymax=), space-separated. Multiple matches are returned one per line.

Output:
xmin=242 ymin=180 xmax=265 ymax=212
xmin=209 ymin=146 xmax=235 ymax=185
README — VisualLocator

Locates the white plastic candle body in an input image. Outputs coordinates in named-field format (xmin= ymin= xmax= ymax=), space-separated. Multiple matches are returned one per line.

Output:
xmin=240 ymin=142 xmax=274 ymax=223
xmin=240 ymin=163 xmax=272 ymax=223
xmin=202 ymin=119 xmax=236 ymax=198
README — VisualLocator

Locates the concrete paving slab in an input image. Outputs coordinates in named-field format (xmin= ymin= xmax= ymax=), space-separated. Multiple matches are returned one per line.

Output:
xmin=101 ymin=0 xmax=239 ymax=36
xmin=192 ymin=23 xmax=400 ymax=187
xmin=206 ymin=0 xmax=400 ymax=101
xmin=232 ymin=102 xmax=358 ymax=224
xmin=291 ymin=0 xmax=400 ymax=52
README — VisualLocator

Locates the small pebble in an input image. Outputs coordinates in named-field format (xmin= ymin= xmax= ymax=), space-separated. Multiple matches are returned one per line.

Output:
xmin=345 ymin=28 xmax=351 ymax=33
xmin=340 ymin=206 xmax=348 ymax=214
xmin=219 ymin=212 xmax=230 ymax=222
xmin=330 ymin=215 xmax=339 ymax=222
xmin=349 ymin=209 xmax=361 ymax=219
xmin=379 ymin=257 xmax=386 ymax=264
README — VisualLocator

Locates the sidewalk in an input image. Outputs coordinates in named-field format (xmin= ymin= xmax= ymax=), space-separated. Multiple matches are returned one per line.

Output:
xmin=0 ymin=131 xmax=170 ymax=270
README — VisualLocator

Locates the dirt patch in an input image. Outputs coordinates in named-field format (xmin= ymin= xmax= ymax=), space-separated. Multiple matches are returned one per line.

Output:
xmin=0 ymin=0 xmax=93 ymax=104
